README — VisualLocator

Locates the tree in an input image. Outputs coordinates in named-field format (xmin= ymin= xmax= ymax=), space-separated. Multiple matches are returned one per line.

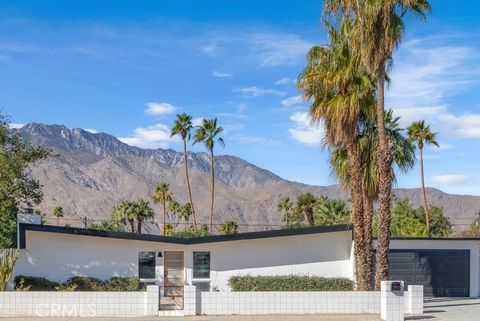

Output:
xmin=193 ymin=118 xmax=224 ymax=233
xmin=52 ymin=206 xmax=64 ymax=226
xmin=315 ymin=197 xmax=351 ymax=226
xmin=389 ymin=199 xmax=451 ymax=238
xmin=324 ymin=0 xmax=432 ymax=289
xmin=178 ymin=202 xmax=193 ymax=230
xmin=171 ymin=113 xmax=197 ymax=228
xmin=134 ymin=199 xmax=155 ymax=234
xmin=0 ymin=116 xmax=50 ymax=248
xmin=408 ymin=120 xmax=438 ymax=237
xmin=168 ymin=199 xmax=181 ymax=230
xmin=298 ymin=17 xmax=375 ymax=290
xmin=152 ymin=182 xmax=173 ymax=236
xmin=164 ymin=224 xmax=175 ymax=236
xmin=219 ymin=220 xmax=239 ymax=235
xmin=0 ymin=249 xmax=19 ymax=291
xmin=277 ymin=196 xmax=294 ymax=225
xmin=111 ymin=201 xmax=136 ymax=233
xmin=296 ymin=193 xmax=317 ymax=227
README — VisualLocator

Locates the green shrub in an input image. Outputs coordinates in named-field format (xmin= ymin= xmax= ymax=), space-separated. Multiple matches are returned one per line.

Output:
xmin=228 ymin=275 xmax=354 ymax=292
xmin=106 ymin=277 xmax=145 ymax=291
xmin=64 ymin=276 xmax=106 ymax=291
xmin=14 ymin=276 xmax=146 ymax=291
xmin=14 ymin=276 xmax=59 ymax=291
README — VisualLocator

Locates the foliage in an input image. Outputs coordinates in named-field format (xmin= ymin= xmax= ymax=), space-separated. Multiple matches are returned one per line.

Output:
xmin=387 ymin=199 xmax=452 ymax=238
xmin=111 ymin=199 xmax=154 ymax=233
xmin=152 ymin=182 xmax=173 ymax=235
xmin=173 ymin=225 xmax=210 ymax=238
xmin=228 ymin=275 xmax=354 ymax=292
xmin=178 ymin=202 xmax=193 ymax=229
xmin=0 ymin=249 xmax=19 ymax=291
xmin=88 ymin=219 xmax=124 ymax=232
xmin=278 ymin=195 xmax=351 ymax=228
xmin=0 ymin=116 xmax=50 ymax=248
xmin=453 ymin=225 xmax=480 ymax=238
xmin=219 ymin=220 xmax=239 ymax=235
xmin=315 ymin=197 xmax=351 ymax=225
xmin=14 ymin=276 xmax=145 ymax=291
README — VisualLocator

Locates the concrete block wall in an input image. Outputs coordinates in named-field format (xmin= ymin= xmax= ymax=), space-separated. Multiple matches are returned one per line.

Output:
xmin=0 ymin=285 xmax=159 ymax=317
xmin=405 ymin=285 xmax=423 ymax=314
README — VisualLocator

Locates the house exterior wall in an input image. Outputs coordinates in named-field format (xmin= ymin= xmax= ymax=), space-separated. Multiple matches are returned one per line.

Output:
xmin=389 ymin=239 xmax=480 ymax=297
xmin=14 ymin=229 xmax=353 ymax=291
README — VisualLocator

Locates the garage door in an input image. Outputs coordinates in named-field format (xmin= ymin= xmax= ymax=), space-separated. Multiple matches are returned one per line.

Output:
xmin=389 ymin=249 xmax=470 ymax=297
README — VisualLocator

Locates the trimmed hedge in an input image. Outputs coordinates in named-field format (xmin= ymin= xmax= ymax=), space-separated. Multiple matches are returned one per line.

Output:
xmin=228 ymin=275 xmax=354 ymax=292
xmin=14 ymin=276 xmax=145 ymax=292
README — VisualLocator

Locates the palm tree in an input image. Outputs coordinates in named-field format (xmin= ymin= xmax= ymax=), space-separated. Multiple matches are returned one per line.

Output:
xmin=193 ymin=118 xmax=224 ymax=233
xmin=277 ymin=196 xmax=294 ymax=225
xmin=168 ymin=199 xmax=181 ymax=229
xmin=330 ymin=110 xmax=416 ymax=288
xmin=164 ymin=224 xmax=175 ymax=236
xmin=112 ymin=201 xmax=136 ymax=233
xmin=315 ymin=197 xmax=351 ymax=226
xmin=152 ymin=183 xmax=173 ymax=236
xmin=134 ymin=199 xmax=155 ymax=234
xmin=296 ymin=193 xmax=317 ymax=227
xmin=408 ymin=120 xmax=438 ymax=237
xmin=324 ymin=0 xmax=432 ymax=289
xmin=171 ymin=113 xmax=197 ymax=228
xmin=219 ymin=220 xmax=239 ymax=235
xmin=52 ymin=206 xmax=64 ymax=226
xmin=298 ymin=17 xmax=375 ymax=290
xmin=178 ymin=202 xmax=193 ymax=230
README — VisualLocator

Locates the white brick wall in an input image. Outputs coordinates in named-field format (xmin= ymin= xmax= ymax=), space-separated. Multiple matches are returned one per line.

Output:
xmin=0 ymin=285 xmax=159 ymax=317
xmin=194 ymin=289 xmax=422 ymax=316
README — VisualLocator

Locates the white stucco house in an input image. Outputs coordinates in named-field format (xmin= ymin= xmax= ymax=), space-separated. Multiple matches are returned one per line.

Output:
xmin=14 ymin=223 xmax=480 ymax=299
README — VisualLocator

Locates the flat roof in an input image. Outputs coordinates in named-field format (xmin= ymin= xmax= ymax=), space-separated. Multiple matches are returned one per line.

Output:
xmin=18 ymin=223 xmax=353 ymax=248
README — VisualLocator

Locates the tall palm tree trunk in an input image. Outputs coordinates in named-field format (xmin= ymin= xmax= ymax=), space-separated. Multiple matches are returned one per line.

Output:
xmin=419 ymin=146 xmax=431 ymax=237
xmin=183 ymin=139 xmax=197 ymax=228
xmin=137 ymin=219 xmax=143 ymax=234
xmin=129 ymin=219 xmax=135 ymax=233
xmin=209 ymin=148 xmax=215 ymax=233
xmin=347 ymin=142 xmax=368 ymax=290
xmin=363 ymin=193 xmax=374 ymax=290
xmin=163 ymin=201 xmax=167 ymax=236
xmin=374 ymin=70 xmax=394 ymax=290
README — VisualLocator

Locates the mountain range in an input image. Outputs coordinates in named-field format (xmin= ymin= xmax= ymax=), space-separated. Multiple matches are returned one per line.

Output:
xmin=17 ymin=123 xmax=480 ymax=233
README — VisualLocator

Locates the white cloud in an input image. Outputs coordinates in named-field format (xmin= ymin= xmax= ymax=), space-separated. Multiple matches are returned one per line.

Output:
xmin=437 ymin=113 xmax=480 ymax=138
xmin=8 ymin=123 xmax=25 ymax=129
xmin=223 ymin=123 xmax=245 ymax=132
xmin=118 ymin=123 xmax=178 ymax=149
xmin=275 ymin=77 xmax=297 ymax=85
xmin=288 ymin=112 xmax=324 ymax=147
xmin=281 ymin=95 xmax=304 ymax=108
xmin=192 ymin=117 xmax=203 ymax=127
xmin=431 ymin=175 xmax=471 ymax=186
xmin=217 ymin=112 xmax=247 ymax=119
xmin=249 ymin=33 xmax=312 ymax=67
xmin=237 ymin=104 xmax=248 ymax=113
xmin=230 ymin=135 xmax=280 ymax=145
xmin=212 ymin=71 xmax=233 ymax=78
xmin=393 ymin=106 xmax=447 ymax=126
xmin=199 ymin=42 xmax=220 ymax=57
xmin=235 ymin=86 xmax=285 ymax=97
xmin=144 ymin=102 xmax=177 ymax=116
xmin=85 ymin=128 xmax=98 ymax=134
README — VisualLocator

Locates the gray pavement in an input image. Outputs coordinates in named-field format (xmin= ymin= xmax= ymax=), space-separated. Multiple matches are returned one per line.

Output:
xmin=418 ymin=297 xmax=480 ymax=321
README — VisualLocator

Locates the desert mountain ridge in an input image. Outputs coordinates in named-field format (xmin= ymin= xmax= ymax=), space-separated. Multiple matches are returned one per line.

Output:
xmin=17 ymin=123 xmax=480 ymax=233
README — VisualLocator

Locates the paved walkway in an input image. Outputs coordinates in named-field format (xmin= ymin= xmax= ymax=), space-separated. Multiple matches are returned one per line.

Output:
xmin=419 ymin=297 xmax=480 ymax=321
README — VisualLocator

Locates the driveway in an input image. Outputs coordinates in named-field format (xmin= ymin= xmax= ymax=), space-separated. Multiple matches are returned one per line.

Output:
xmin=417 ymin=297 xmax=480 ymax=321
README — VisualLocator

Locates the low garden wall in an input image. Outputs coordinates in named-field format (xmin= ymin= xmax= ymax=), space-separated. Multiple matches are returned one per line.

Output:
xmin=0 ymin=285 xmax=159 ymax=317
xmin=184 ymin=285 xmax=423 ymax=316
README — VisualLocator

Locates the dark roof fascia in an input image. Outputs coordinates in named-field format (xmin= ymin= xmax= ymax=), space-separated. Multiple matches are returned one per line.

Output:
xmin=18 ymin=223 xmax=353 ymax=249
xmin=390 ymin=236 xmax=480 ymax=241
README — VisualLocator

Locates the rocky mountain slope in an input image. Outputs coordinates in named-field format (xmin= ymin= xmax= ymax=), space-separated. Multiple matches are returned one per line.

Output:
xmin=18 ymin=123 xmax=480 ymax=233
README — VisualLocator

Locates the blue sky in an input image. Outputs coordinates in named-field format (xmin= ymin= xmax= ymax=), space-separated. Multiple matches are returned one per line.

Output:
xmin=2 ymin=0 xmax=480 ymax=195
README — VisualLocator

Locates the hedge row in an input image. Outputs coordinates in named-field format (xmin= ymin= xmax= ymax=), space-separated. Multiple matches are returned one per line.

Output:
xmin=228 ymin=275 xmax=354 ymax=292
xmin=14 ymin=276 xmax=145 ymax=292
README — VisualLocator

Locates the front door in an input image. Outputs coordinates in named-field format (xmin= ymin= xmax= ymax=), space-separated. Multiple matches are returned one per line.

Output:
xmin=164 ymin=251 xmax=184 ymax=298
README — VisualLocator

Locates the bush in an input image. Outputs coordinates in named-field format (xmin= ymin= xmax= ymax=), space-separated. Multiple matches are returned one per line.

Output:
xmin=65 ymin=276 xmax=106 ymax=291
xmin=228 ymin=275 xmax=354 ymax=292
xmin=14 ymin=276 xmax=59 ymax=291
xmin=14 ymin=276 xmax=146 ymax=292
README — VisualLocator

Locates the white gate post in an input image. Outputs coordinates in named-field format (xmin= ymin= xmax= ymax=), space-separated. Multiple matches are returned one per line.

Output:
xmin=381 ymin=280 xmax=404 ymax=321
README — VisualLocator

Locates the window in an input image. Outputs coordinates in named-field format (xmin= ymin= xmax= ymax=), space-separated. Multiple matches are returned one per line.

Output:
xmin=139 ymin=251 xmax=156 ymax=279
xmin=193 ymin=252 xmax=210 ymax=279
